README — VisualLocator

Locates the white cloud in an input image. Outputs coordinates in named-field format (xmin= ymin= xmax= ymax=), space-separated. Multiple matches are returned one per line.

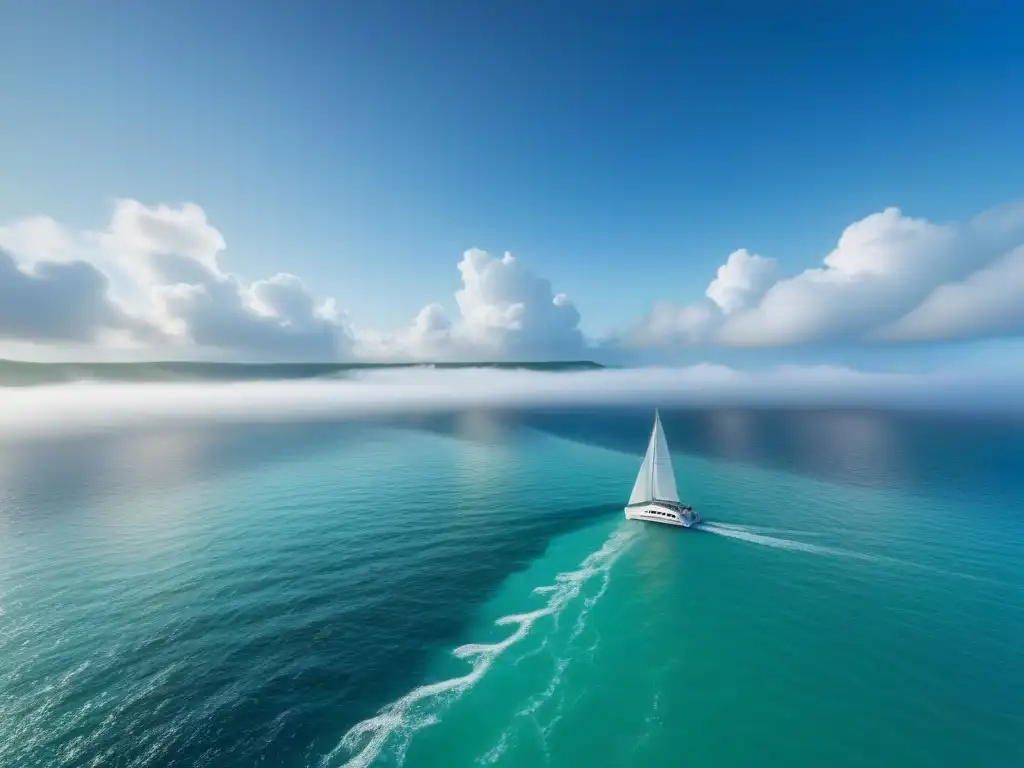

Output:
xmin=878 ymin=246 xmax=1024 ymax=341
xmin=0 ymin=248 xmax=162 ymax=346
xmin=627 ymin=300 xmax=717 ymax=347
xmin=705 ymin=248 xmax=778 ymax=314
xmin=154 ymin=270 xmax=350 ymax=361
xmin=4 ymin=196 xmax=1024 ymax=362
xmin=0 ymin=201 xmax=355 ymax=361
xmin=354 ymin=303 xmax=454 ymax=361
xmin=628 ymin=248 xmax=778 ymax=348
xmin=719 ymin=207 xmax=961 ymax=346
xmin=357 ymin=248 xmax=586 ymax=362
xmin=99 ymin=199 xmax=226 ymax=275
xmin=632 ymin=201 xmax=1024 ymax=349
xmin=2 ymin=363 xmax=1021 ymax=442
xmin=454 ymin=249 xmax=582 ymax=354
xmin=0 ymin=216 xmax=77 ymax=265
xmin=0 ymin=201 xmax=585 ymax=363
xmin=98 ymin=200 xmax=353 ymax=361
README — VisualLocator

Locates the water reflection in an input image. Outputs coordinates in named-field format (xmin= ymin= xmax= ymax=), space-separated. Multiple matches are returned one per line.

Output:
xmin=707 ymin=409 xmax=758 ymax=463
xmin=0 ymin=422 xmax=363 ymax=528
xmin=452 ymin=412 xmax=513 ymax=503
xmin=3 ymin=407 xmax=1022 ymax=529
xmin=521 ymin=407 xmax=1024 ymax=503
xmin=452 ymin=409 xmax=515 ymax=446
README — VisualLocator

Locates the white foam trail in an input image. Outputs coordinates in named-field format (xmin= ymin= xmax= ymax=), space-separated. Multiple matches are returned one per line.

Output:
xmin=705 ymin=522 xmax=823 ymax=538
xmin=700 ymin=523 xmax=886 ymax=560
xmin=480 ymin=652 xmax=570 ymax=767
xmin=477 ymin=730 xmax=510 ymax=765
xmin=479 ymin=548 xmax=616 ymax=765
xmin=511 ymin=564 xmax=608 ymax=667
xmin=511 ymin=636 xmax=550 ymax=668
xmin=3 ymin=364 xmax=1022 ymax=441
xmin=700 ymin=523 xmax=990 ymax=584
xmin=567 ymin=564 xmax=611 ymax=650
xmin=518 ymin=656 xmax=569 ymax=757
xmin=324 ymin=524 xmax=638 ymax=768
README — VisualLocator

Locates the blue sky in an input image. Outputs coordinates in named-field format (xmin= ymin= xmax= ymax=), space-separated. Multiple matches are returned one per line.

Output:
xmin=1 ymin=0 xmax=1023 ymax=366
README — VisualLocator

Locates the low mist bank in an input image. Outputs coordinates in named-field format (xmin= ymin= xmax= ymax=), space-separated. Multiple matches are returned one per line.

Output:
xmin=0 ymin=359 xmax=603 ymax=386
xmin=2 ymin=364 xmax=1021 ymax=442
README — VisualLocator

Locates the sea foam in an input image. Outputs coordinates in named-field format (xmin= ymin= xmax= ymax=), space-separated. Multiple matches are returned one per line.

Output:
xmin=323 ymin=523 xmax=638 ymax=768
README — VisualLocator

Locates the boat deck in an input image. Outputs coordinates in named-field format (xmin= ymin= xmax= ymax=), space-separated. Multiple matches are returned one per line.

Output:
xmin=626 ymin=499 xmax=693 ymax=512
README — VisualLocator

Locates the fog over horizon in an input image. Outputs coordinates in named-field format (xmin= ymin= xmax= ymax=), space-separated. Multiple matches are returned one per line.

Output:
xmin=1 ymin=364 xmax=1022 ymax=442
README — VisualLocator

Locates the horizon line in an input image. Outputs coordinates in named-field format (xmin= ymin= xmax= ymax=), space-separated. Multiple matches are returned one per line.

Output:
xmin=0 ymin=358 xmax=606 ymax=368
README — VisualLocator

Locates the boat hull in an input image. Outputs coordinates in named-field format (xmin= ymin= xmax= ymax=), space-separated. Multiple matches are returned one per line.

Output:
xmin=625 ymin=501 xmax=701 ymax=528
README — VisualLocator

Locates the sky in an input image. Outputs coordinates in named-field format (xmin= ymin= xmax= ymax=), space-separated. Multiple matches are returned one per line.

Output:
xmin=1 ymin=0 xmax=1023 ymax=368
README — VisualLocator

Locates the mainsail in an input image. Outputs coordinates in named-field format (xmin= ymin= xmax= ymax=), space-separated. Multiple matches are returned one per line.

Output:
xmin=627 ymin=410 xmax=680 ymax=505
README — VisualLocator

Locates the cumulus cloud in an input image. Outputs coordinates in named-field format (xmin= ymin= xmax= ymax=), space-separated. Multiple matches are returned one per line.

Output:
xmin=0 ymin=216 xmax=78 ymax=265
xmin=356 ymin=248 xmax=586 ymax=362
xmin=706 ymin=248 xmax=779 ymax=314
xmin=5 ymin=195 xmax=1024 ymax=362
xmin=355 ymin=303 xmax=455 ymax=361
xmin=631 ymin=201 xmax=1024 ymax=349
xmin=0 ymin=201 xmax=585 ymax=362
xmin=0 ymin=248 xmax=162 ymax=345
xmin=99 ymin=200 xmax=226 ymax=274
xmin=0 ymin=202 xmax=351 ymax=360
xmin=97 ymin=200 xmax=353 ymax=361
xmin=879 ymin=246 xmax=1024 ymax=341
xmin=154 ymin=272 xmax=349 ymax=360
xmin=628 ymin=300 xmax=717 ymax=347
xmin=2 ymin=364 xmax=1022 ymax=442
xmin=719 ymin=207 xmax=961 ymax=346
xmin=454 ymin=249 xmax=583 ymax=355
xmin=0 ymin=201 xmax=355 ymax=361
xmin=629 ymin=248 xmax=778 ymax=347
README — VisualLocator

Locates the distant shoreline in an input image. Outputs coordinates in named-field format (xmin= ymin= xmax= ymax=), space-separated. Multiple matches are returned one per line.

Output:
xmin=0 ymin=359 xmax=604 ymax=386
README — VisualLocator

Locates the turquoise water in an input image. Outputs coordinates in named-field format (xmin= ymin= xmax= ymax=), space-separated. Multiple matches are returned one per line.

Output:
xmin=2 ymin=409 xmax=1023 ymax=767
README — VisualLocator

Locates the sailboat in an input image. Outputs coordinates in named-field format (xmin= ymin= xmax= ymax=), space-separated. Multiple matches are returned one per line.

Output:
xmin=625 ymin=410 xmax=701 ymax=528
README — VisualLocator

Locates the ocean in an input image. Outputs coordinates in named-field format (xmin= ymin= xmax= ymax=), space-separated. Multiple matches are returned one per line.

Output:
xmin=1 ymin=364 xmax=1022 ymax=767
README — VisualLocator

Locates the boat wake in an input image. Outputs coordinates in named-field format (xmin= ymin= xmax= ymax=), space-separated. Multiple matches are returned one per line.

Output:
xmin=323 ymin=524 xmax=638 ymax=768
xmin=479 ymin=564 xmax=613 ymax=765
xmin=705 ymin=521 xmax=823 ymax=538
xmin=699 ymin=522 xmax=994 ymax=584
xmin=699 ymin=523 xmax=853 ymax=557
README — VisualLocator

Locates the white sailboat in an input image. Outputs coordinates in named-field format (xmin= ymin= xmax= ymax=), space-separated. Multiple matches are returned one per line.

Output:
xmin=625 ymin=410 xmax=701 ymax=528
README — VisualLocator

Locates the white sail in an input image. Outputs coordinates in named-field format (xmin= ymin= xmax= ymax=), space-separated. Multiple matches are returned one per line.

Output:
xmin=651 ymin=411 xmax=679 ymax=502
xmin=627 ymin=410 xmax=680 ymax=505
xmin=627 ymin=421 xmax=658 ymax=504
